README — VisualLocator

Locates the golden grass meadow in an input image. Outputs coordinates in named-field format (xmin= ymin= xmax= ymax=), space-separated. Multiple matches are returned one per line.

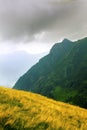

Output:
xmin=0 ymin=86 xmax=87 ymax=130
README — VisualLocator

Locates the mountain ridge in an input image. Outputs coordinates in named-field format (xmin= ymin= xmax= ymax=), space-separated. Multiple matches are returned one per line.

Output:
xmin=13 ymin=37 xmax=87 ymax=108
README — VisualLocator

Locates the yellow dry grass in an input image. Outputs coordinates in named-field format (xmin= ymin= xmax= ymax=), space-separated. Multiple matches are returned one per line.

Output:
xmin=0 ymin=86 xmax=87 ymax=130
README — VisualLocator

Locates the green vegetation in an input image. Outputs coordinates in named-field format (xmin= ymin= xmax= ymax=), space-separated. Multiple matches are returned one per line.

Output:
xmin=13 ymin=37 xmax=87 ymax=108
xmin=0 ymin=87 xmax=87 ymax=130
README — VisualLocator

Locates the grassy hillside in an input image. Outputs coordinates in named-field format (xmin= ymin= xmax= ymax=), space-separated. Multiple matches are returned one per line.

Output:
xmin=0 ymin=87 xmax=87 ymax=130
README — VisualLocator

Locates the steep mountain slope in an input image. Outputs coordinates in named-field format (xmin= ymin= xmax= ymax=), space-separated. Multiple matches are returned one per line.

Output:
xmin=0 ymin=87 xmax=87 ymax=130
xmin=13 ymin=37 xmax=87 ymax=108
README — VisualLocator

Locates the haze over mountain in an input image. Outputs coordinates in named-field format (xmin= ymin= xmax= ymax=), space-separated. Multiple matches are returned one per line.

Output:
xmin=0 ymin=51 xmax=47 ymax=87
xmin=14 ymin=37 xmax=87 ymax=108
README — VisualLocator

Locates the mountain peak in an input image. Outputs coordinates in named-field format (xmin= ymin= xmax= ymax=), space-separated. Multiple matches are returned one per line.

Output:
xmin=50 ymin=38 xmax=73 ymax=54
xmin=62 ymin=38 xmax=72 ymax=43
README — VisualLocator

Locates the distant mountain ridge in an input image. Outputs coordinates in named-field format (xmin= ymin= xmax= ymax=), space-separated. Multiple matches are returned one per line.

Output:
xmin=13 ymin=37 xmax=87 ymax=108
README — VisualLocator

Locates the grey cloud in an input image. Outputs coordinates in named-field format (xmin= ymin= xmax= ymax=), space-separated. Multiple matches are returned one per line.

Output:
xmin=0 ymin=0 xmax=87 ymax=42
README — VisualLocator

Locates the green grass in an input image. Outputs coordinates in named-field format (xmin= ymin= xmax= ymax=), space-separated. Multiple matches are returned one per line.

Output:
xmin=52 ymin=86 xmax=77 ymax=102
xmin=0 ymin=86 xmax=87 ymax=130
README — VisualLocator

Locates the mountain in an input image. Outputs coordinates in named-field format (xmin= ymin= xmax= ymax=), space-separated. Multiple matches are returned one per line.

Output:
xmin=13 ymin=37 xmax=87 ymax=108
xmin=0 ymin=87 xmax=87 ymax=130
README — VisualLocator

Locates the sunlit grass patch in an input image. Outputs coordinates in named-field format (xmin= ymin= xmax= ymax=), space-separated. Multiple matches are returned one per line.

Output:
xmin=0 ymin=86 xmax=87 ymax=130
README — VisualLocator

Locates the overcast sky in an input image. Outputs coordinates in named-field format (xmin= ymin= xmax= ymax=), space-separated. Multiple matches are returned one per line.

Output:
xmin=0 ymin=0 xmax=87 ymax=87
xmin=0 ymin=0 xmax=87 ymax=51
